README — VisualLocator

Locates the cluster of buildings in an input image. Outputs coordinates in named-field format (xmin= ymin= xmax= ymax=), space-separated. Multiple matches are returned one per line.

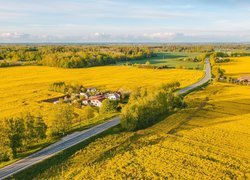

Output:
xmin=219 ymin=75 xmax=250 ymax=86
xmin=236 ymin=76 xmax=250 ymax=85
xmin=54 ymin=87 xmax=121 ymax=107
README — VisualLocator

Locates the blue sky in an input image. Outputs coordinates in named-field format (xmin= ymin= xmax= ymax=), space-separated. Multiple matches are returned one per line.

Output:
xmin=0 ymin=0 xmax=250 ymax=42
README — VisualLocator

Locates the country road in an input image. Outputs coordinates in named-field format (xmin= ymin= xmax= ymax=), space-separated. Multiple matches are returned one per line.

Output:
xmin=177 ymin=58 xmax=211 ymax=95
xmin=0 ymin=59 xmax=211 ymax=179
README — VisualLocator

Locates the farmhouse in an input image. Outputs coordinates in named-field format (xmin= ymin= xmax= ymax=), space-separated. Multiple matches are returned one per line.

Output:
xmin=90 ymin=96 xmax=105 ymax=107
xmin=80 ymin=92 xmax=90 ymax=99
xmin=237 ymin=75 xmax=250 ymax=83
xmin=50 ymin=86 xmax=121 ymax=108
xmin=106 ymin=93 xmax=120 ymax=100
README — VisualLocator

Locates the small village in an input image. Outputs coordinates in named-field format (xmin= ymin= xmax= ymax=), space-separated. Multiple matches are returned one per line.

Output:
xmin=219 ymin=75 xmax=250 ymax=85
xmin=53 ymin=87 xmax=122 ymax=107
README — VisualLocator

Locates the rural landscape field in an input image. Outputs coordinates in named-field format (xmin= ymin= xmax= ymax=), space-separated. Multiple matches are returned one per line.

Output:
xmin=18 ymin=53 xmax=246 ymax=179
xmin=0 ymin=65 xmax=203 ymax=119
xmin=36 ymin=83 xmax=250 ymax=179
xmin=0 ymin=0 xmax=250 ymax=179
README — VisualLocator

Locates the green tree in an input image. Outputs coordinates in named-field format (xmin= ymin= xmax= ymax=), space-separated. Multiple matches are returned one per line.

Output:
xmin=3 ymin=118 xmax=25 ymax=158
xmin=81 ymin=106 xmax=95 ymax=120
xmin=0 ymin=127 xmax=13 ymax=161
xmin=34 ymin=116 xmax=47 ymax=142
xmin=23 ymin=113 xmax=36 ymax=145
xmin=121 ymin=83 xmax=184 ymax=131
xmin=48 ymin=103 xmax=74 ymax=137
xmin=212 ymin=67 xmax=225 ymax=81
xmin=99 ymin=99 xmax=118 ymax=114
xmin=145 ymin=60 xmax=151 ymax=65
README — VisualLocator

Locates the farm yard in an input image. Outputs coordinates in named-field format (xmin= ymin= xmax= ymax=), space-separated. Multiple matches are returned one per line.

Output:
xmin=0 ymin=65 xmax=203 ymax=119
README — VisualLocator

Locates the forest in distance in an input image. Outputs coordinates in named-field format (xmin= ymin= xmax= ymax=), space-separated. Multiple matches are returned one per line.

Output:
xmin=1 ymin=43 xmax=250 ymax=68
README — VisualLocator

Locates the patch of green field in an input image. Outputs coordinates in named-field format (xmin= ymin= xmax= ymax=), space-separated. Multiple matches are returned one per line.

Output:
xmin=117 ymin=52 xmax=203 ymax=69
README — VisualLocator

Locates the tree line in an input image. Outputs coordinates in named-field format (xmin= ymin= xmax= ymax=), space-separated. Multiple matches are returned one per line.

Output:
xmin=121 ymin=82 xmax=185 ymax=131
xmin=151 ymin=44 xmax=250 ymax=53
xmin=0 ymin=45 xmax=154 ymax=68
xmin=0 ymin=113 xmax=47 ymax=161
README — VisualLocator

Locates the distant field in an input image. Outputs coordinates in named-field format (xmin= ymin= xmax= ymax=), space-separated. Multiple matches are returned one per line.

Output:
xmin=0 ymin=66 xmax=203 ymax=119
xmin=117 ymin=52 xmax=203 ymax=69
xmin=218 ymin=56 xmax=250 ymax=77
xmin=35 ymin=82 xmax=250 ymax=179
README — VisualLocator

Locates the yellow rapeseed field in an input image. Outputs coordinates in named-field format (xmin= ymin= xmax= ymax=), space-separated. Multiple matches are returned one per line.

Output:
xmin=35 ymin=56 xmax=250 ymax=179
xmin=218 ymin=56 xmax=250 ymax=77
xmin=36 ymin=82 xmax=250 ymax=179
xmin=0 ymin=66 xmax=203 ymax=119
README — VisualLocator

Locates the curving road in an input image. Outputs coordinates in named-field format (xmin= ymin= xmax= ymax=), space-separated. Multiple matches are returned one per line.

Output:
xmin=177 ymin=58 xmax=211 ymax=95
xmin=0 ymin=59 xmax=211 ymax=180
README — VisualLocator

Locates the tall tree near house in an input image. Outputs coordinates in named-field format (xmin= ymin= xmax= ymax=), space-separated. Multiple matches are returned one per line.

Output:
xmin=48 ymin=103 xmax=74 ymax=137
xmin=0 ymin=127 xmax=13 ymax=161
xmin=99 ymin=99 xmax=118 ymax=114
xmin=3 ymin=118 xmax=25 ymax=158
xmin=23 ymin=112 xmax=36 ymax=145
xmin=78 ymin=106 xmax=96 ymax=126
xmin=81 ymin=106 xmax=95 ymax=120
xmin=34 ymin=116 xmax=47 ymax=142
xmin=121 ymin=82 xmax=183 ymax=131
xmin=212 ymin=67 xmax=225 ymax=81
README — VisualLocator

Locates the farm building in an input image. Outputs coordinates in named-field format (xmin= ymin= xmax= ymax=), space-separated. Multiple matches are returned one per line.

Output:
xmin=80 ymin=92 xmax=90 ymax=99
xmin=90 ymin=97 xmax=105 ymax=107
xmin=106 ymin=93 xmax=120 ymax=100
xmin=237 ymin=75 xmax=250 ymax=82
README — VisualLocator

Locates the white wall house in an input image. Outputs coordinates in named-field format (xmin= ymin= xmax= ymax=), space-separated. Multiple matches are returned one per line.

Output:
xmin=80 ymin=92 xmax=90 ymax=99
xmin=90 ymin=98 xmax=104 ymax=107
xmin=107 ymin=93 xmax=120 ymax=100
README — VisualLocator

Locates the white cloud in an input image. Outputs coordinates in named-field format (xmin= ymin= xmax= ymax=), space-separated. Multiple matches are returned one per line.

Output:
xmin=1 ymin=31 xmax=250 ymax=43
xmin=143 ymin=32 xmax=178 ymax=39
xmin=0 ymin=32 xmax=30 ymax=39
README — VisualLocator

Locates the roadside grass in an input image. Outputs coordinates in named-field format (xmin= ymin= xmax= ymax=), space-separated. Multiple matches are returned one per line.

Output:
xmin=34 ymin=82 xmax=250 ymax=179
xmin=0 ymin=65 xmax=203 ymax=119
xmin=117 ymin=52 xmax=203 ymax=69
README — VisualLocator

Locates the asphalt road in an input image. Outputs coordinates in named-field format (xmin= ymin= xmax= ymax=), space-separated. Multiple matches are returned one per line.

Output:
xmin=0 ymin=59 xmax=211 ymax=179
xmin=177 ymin=58 xmax=211 ymax=95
